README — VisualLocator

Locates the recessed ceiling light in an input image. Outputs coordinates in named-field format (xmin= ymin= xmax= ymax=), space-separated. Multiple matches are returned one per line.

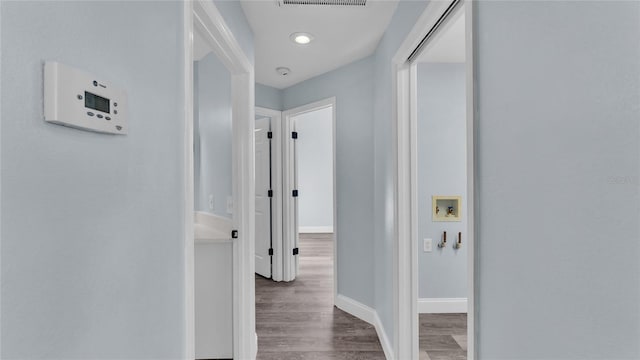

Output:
xmin=290 ymin=32 xmax=314 ymax=45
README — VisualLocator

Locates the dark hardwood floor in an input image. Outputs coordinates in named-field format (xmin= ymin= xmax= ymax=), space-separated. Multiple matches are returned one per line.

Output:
xmin=419 ymin=313 xmax=467 ymax=360
xmin=255 ymin=233 xmax=385 ymax=360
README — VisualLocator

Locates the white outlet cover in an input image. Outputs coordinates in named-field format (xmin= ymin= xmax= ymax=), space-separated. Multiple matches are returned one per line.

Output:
xmin=424 ymin=238 xmax=433 ymax=252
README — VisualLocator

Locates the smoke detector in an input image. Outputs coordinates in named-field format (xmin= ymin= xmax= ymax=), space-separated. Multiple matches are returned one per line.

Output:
xmin=276 ymin=67 xmax=291 ymax=76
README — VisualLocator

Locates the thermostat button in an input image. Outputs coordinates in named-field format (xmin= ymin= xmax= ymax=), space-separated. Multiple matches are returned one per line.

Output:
xmin=87 ymin=112 xmax=94 ymax=117
xmin=105 ymin=116 xmax=111 ymax=121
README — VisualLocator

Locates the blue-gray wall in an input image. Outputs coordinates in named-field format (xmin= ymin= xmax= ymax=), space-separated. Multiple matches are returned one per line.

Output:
xmin=1 ymin=1 xmax=184 ymax=358
xmin=372 ymin=0 xmax=429 ymax=347
xmin=194 ymin=53 xmax=233 ymax=218
xmin=475 ymin=1 xmax=640 ymax=358
xmin=256 ymin=83 xmax=283 ymax=111
xmin=0 ymin=1 xmax=256 ymax=358
xmin=417 ymin=63 xmax=467 ymax=299
xmin=283 ymin=56 xmax=376 ymax=307
xmin=213 ymin=0 xmax=254 ymax=66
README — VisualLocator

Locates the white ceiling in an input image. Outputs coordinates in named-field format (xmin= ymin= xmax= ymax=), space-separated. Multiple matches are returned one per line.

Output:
xmin=418 ymin=8 xmax=465 ymax=63
xmin=241 ymin=0 xmax=399 ymax=89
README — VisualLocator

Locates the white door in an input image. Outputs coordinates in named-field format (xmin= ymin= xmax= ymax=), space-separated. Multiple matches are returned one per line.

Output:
xmin=255 ymin=117 xmax=272 ymax=278
xmin=282 ymin=114 xmax=300 ymax=281
xmin=291 ymin=120 xmax=300 ymax=280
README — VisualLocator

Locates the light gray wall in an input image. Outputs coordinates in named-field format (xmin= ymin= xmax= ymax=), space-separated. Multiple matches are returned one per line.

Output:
xmin=213 ymin=0 xmax=254 ymax=66
xmin=372 ymin=0 xmax=429 ymax=346
xmin=417 ymin=63 xmax=467 ymax=299
xmin=475 ymin=1 xmax=640 ymax=358
xmin=256 ymin=83 xmax=283 ymax=111
xmin=0 ymin=1 xmax=184 ymax=358
xmin=283 ymin=56 xmax=375 ymax=307
xmin=293 ymin=107 xmax=334 ymax=230
xmin=194 ymin=53 xmax=233 ymax=218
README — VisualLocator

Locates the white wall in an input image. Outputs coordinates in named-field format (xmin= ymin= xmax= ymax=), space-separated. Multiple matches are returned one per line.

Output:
xmin=475 ymin=1 xmax=640 ymax=358
xmin=194 ymin=53 xmax=233 ymax=219
xmin=1 ymin=1 xmax=184 ymax=357
xmin=293 ymin=107 xmax=334 ymax=232
xmin=417 ymin=63 xmax=467 ymax=300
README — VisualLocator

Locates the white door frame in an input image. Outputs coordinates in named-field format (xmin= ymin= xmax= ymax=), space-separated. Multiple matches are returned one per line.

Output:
xmin=255 ymin=107 xmax=284 ymax=282
xmin=392 ymin=1 xmax=476 ymax=359
xmin=183 ymin=1 xmax=256 ymax=359
xmin=282 ymin=97 xmax=337 ymax=301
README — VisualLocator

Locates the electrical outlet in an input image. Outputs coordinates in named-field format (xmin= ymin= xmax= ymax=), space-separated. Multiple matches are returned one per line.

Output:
xmin=208 ymin=195 xmax=215 ymax=210
xmin=424 ymin=238 xmax=433 ymax=252
xmin=226 ymin=196 xmax=233 ymax=214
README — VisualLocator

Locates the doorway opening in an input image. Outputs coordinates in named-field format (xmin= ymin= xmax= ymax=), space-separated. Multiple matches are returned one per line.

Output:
xmin=414 ymin=4 xmax=469 ymax=359
xmin=286 ymin=101 xmax=336 ymax=299
xmin=192 ymin=20 xmax=235 ymax=360
xmin=282 ymin=98 xmax=337 ymax=289
xmin=183 ymin=1 xmax=255 ymax=359
xmin=393 ymin=0 xmax=476 ymax=359
xmin=255 ymin=98 xmax=370 ymax=357
xmin=253 ymin=98 xmax=337 ymax=285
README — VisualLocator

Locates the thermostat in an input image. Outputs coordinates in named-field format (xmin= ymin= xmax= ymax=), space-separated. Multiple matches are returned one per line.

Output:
xmin=44 ymin=61 xmax=128 ymax=134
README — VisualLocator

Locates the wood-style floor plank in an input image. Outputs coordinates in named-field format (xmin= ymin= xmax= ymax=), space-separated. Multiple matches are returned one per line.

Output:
xmin=256 ymin=233 xmax=384 ymax=359
xmin=419 ymin=313 xmax=468 ymax=360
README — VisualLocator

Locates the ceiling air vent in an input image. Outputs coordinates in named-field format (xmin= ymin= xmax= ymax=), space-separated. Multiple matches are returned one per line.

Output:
xmin=278 ymin=0 xmax=366 ymax=6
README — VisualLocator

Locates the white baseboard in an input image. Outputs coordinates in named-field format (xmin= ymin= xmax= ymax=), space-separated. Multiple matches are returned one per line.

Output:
xmin=418 ymin=298 xmax=467 ymax=314
xmin=253 ymin=332 xmax=258 ymax=359
xmin=335 ymin=295 xmax=394 ymax=360
xmin=372 ymin=312 xmax=394 ymax=360
xmin=335 ymin=294 xmax=375 ymax=323
xmin=299 ymin=226 xmax=334 ymax=233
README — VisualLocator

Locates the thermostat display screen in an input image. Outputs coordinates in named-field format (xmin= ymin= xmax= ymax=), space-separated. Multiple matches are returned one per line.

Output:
xmin=85 ymin=91 xmax=110 ymax=113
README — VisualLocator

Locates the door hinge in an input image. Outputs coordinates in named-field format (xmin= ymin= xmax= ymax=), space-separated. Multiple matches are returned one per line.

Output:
xmin=267 ymin=131 xmax=273 ymax=139
xmin=268 ymin=248 xmax=274 ymax=256
xmin=292 ymin=189 xmax=298 ymax=197
xmin=268 ymin=190 xmax=273 ymax=197
xmin=292 ymin=247 xmax=299 ymax=255
xmin=231 ymin=230 xmax=238 ymax=239
xmin=292 ymin=131 xmax=298 ymax=139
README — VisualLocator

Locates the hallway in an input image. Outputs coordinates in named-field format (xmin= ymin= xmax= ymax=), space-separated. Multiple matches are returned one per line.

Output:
xmin=255 ymin=234 xmax=385 ymax=359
